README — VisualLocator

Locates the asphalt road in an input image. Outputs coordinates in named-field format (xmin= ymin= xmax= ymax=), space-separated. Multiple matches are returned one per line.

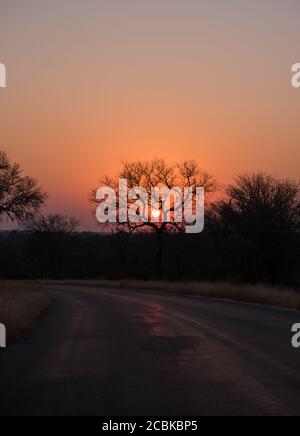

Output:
xmin=0 ymin=285 xmax=300 ymax=416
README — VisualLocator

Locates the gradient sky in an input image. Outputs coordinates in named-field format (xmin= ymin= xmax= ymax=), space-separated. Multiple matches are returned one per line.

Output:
xmin=0 ymin=0 xmax=300 ymax=230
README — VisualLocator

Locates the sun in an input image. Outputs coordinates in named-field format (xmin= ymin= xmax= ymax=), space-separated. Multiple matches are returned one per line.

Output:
xmin=151 ymin=208 xmax=160 ymax=219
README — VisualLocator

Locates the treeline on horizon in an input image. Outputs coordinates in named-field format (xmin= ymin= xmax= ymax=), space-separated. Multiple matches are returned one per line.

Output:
xmin=0 ymin=215 xmax=299 ymax=286
xmin=0 ymin=152 xmax=299 ymax=286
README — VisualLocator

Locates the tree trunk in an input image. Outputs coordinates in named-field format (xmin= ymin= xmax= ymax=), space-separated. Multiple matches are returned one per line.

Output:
xmin=156 ymin=230 xmax=163 ymax=279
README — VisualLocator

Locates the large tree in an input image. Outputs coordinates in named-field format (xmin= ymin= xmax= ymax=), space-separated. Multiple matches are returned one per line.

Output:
xmin=0 ymin=151 xmax=47 ymax=223
xmin=91 ymin=158 xmax=216 ymax=276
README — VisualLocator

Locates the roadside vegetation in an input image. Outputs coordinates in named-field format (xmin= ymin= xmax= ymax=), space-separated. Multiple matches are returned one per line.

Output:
xmin=0 ymin=281 xmax=50 ymax=342
xmin=48 ymin=279 xmax=300 ymax=311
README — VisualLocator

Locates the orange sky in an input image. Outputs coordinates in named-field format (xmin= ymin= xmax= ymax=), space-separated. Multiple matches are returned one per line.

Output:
xmin=0 ymin=0 xmax=300 ymax=229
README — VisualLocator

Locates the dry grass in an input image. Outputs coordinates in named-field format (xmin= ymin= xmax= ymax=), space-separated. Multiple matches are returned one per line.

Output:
xmin=0 ymin=281 xmax=51 ymax=342
xmin=49 ymin=279 xmax=300 ymax=311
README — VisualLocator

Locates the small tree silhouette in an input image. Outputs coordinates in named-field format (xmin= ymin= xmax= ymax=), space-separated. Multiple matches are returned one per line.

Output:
xmin=25 ymin=214 xmax=80 ymax=278
xmin=26 ymin=214 xmax=80 ymax=234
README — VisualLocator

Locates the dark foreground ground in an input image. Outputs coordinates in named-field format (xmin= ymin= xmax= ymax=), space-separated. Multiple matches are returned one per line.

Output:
xmin=0 ymin=284 xmax=300 ymax=416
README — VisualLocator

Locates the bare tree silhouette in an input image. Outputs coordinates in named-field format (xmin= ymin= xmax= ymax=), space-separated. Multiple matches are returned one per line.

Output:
xmin=215 ymin=173 xmax=300 ymax=282
xmin=220 ymin=173 xmax=300 ymax=230
xmin=0 ymin=151 xmax=47 ymax=223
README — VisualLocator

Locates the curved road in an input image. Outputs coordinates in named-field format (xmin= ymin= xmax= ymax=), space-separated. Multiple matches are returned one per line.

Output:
xmin=0 ymin=285 xmax=300 ymax=416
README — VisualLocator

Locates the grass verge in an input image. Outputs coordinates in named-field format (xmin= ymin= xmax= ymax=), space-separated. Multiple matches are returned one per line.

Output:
xmin=0 ymin=281 xmax=51 ymax=343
